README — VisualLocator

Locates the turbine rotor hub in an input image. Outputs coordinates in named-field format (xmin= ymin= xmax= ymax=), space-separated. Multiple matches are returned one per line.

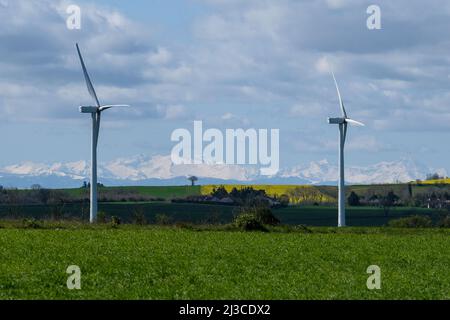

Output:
xmin=79 ymin=106 xmax=99 ymax=113
xmin=328 ymin=117 xmax=346 ymax=125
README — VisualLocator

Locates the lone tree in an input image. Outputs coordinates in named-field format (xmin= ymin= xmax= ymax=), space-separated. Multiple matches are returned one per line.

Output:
xmin=188 ymin=176 xmax=198 ymax=186
xmin=347 ymin=191 xmax=360 ymax=206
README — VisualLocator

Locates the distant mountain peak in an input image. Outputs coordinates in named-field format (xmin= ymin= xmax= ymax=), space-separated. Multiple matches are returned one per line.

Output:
xmin=0 ymin=155 xmax=446 ymax=188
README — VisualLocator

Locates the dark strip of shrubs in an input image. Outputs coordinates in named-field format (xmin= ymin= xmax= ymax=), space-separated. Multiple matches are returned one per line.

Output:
xmin=388 ymin=215 xmax=450 ymax=228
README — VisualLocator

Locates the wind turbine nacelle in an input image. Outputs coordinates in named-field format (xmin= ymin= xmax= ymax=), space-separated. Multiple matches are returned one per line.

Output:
xmin=79 ymin=106 xmax=98 ymax=113
xmin=328 ymin=117 xmax=346 ymax=124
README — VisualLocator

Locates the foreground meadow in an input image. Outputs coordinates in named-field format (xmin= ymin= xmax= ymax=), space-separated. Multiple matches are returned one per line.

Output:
xmin=0 ymin=226 xmax=448 ymax=300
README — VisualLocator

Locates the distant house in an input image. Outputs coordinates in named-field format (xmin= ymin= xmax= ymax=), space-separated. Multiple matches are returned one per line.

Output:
xmin=177 ymin=194 xmax=280 ymax=207
xmin=218 ymin=197 xmax=234 ymax=204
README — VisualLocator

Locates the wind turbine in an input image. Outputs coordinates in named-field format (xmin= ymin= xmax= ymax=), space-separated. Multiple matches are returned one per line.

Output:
xmin=328 ymin=71 xmax=364 ymax=227
xmin=76 ymin=43 xmax=129 ymax=223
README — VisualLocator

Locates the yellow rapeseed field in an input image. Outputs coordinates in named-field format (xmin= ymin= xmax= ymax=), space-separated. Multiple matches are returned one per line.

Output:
xmin=414 ymin=178 xmax=450 ymax=185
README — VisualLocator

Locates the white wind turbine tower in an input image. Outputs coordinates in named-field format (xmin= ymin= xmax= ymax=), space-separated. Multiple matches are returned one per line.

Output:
xmin=76 ymin=43 xmax=130 ymax=223
xmin=328 ymin=71 xmax=364 ymax=227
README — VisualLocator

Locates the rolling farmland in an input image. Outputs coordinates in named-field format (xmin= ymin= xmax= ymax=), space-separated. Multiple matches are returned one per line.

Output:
xmin=62 ymin=185 xmax=202 ymax=199
xmin=0 ymin=183 xmax=449 ymax=300
xmin=1 ymin=183 xmax=449 ymax=226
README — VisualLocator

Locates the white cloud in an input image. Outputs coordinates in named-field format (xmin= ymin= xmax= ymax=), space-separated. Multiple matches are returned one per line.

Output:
xmin=315 ymin=56 xmax=331 ymax=74
xmin=289 ymin=103 xmax=325 ymax=117
xmin=221 ymin=113 xmax=233 ymax=120
xmin=2 ymin=0 xmax=450 ymax=172
xmin=325 ymin=0 xmax=360 ymax=9
xmin=218 ymin=112 xmax=250 ymax=126
xmin=147 ymin=47 xmax=172 ymax=65
xmin=157 ymin=104 xmax=187 ymax=120
xmin=347 ymin=135 xmax=387 ymax=152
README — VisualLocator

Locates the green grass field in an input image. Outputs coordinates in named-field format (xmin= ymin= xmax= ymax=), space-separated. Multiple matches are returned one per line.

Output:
xmin=61 ymin=185 xmax=201 ymax=199
xmin=0 ymin=226 xmax=448 ymax=299
xmin=1 ymin=184 xmax=447 ymax=300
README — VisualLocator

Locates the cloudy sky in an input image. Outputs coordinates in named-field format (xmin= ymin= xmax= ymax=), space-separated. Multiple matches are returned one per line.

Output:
xmin=1 ymin=0 xmax=450 ymax=173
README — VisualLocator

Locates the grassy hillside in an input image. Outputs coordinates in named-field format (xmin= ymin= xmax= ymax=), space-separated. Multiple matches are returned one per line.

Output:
xmin=0 ymin=226 xmax=448 ymax=299
xmin=62 ymin=185 xmax=201 ymax=199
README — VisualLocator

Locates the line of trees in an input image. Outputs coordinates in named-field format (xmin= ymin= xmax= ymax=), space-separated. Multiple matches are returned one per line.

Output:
xmin=347 ymin=190 xmax=399 ymax=216
xmin=0 ymin=183 xmax=165 ymax=205
xmin=210 ymin=186 xmax=288 ymax=207
xmin=347 ymin=186 xmax=450 ymax=213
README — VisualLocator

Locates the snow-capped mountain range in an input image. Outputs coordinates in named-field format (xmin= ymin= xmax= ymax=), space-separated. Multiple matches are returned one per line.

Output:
xmin=0 ymin=154 xmax=445 ymax=188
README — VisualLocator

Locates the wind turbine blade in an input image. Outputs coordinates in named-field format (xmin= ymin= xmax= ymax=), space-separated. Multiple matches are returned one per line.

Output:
xmin=76 ymin=43 xmax=100 ymax=107
xmin=346 ymin=118 xmax=365 ymax=127
xmin=99 ymin=105 xmax=130 ymax=111
xmin=331 ymin=71 xmax=347 ymax=118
